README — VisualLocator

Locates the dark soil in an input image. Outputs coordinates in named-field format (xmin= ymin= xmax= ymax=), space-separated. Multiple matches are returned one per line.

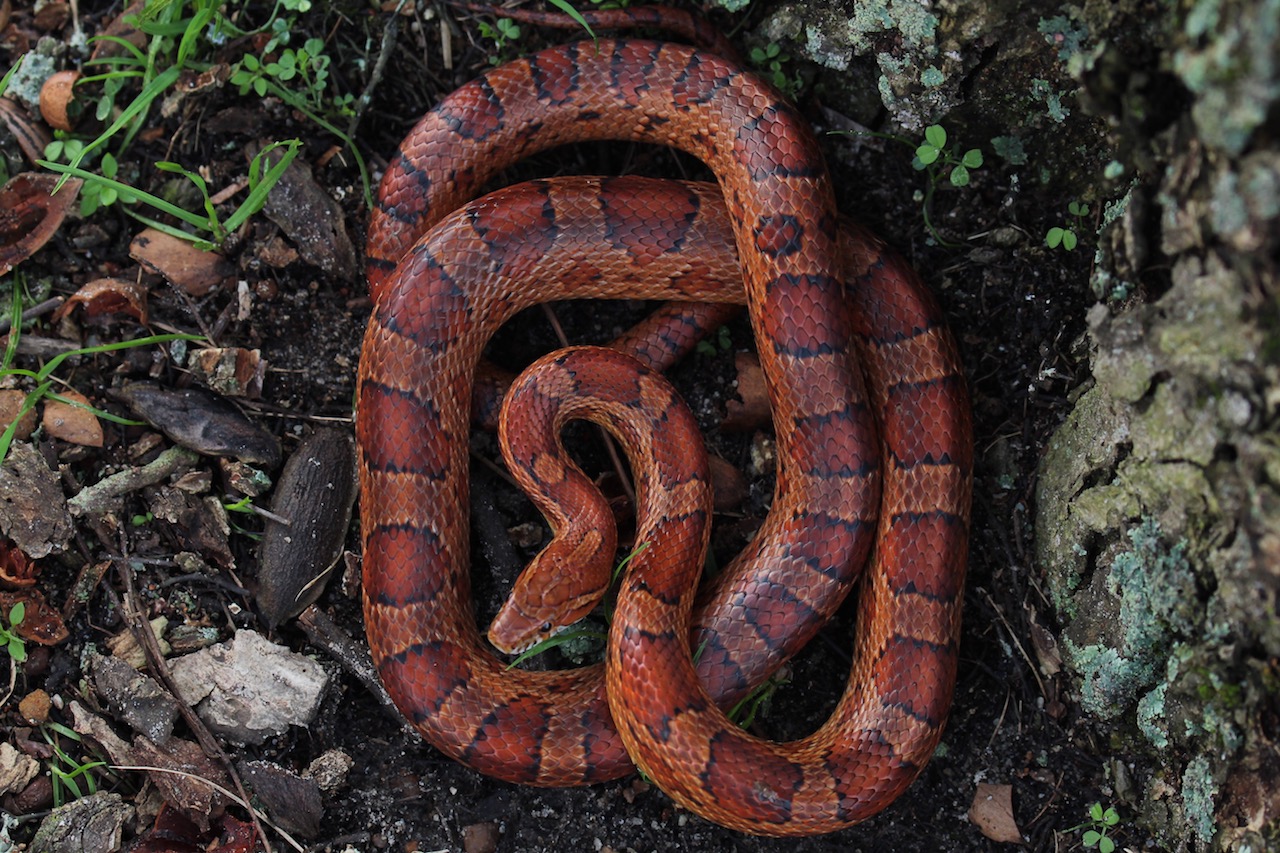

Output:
xmin=0 ymin=1 xmax=1154 ymax=851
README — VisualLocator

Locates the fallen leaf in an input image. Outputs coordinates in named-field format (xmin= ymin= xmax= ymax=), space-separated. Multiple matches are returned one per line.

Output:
xmin=707 ymin=454 xmax=747 ymax=512
xmin=42 ymin=389 xmax=104 ymax=448
xmin=969 ymin=782 xmax=1022 ymax=843
xmin=52 ymin=276 xmax=149 ymax=324
xmin=0 ymin=390 xmax=37 ymax=445
xmin=257 ymin=429 xmax=357 ymax=627
xmin=32 ymin=0 xmax=69 ymax=30
xmin=129 ymin=228 xmax=233 ymax=296
xmin=258 ymin=148 xmax=357 ymax=280
xmin=0 ymin=173 xmax=83 ymax=277
xmin=0 ymin=539 xmax=38 ymax=588
xmin=38 ymin=69 xmax=80 ymax=131
xmin=88 ymin=0 xmax=148 ymax=62
xmin=113 ymin=382 xmax=281 ymax=467
xmin=0 ymin=589 xmax=68 ymax=646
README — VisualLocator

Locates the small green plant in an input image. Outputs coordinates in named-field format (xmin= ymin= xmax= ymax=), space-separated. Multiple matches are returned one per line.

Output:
xmin=0 ymin=602 xmax=28 ymax=663
xmin=1073 ymin=802 xmax=1121 ymax=853
xmin=749 ymin=43 xmax=801 ymax=98
xmin=42 ymin=722 xmax=108 ymax=807
xmin=476 ymin=18 xmax=522 ymax=65
xmin=914 ymin=124 xmax=984 ymax=188
xmin=696 ymin=325 xmax=733 ymax=357
xmin=727 ymin=670 xmax=788 ymax=729
xmin=231 ymin=37 xmax=353 ymax=116
xmin=1046 ymin=200 xmax=1090 ymax=251
xmin=830 ymin=123 xmax=983 ymax=246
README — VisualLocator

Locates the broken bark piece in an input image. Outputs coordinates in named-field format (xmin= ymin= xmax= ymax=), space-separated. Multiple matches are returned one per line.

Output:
xmin=0 ymin=173 xmax=82 ymax=277
xmin=721 ymin=351 xmax=772 ymax=432
xmin=186 ymin=347 xmax=265 ymax=398
xmin=114 ymin=382 xmax=280 ymax=467
xmin=129 ymin=228 xmax=234 ymax=297
xmin=259 ymin=149 xmax=357 ymax=281
xmin=239 ymin=760 xmax=323 ymax=838
xmin=0 ymin=538 xmax=38 ymax=588
xmin=0 ymin=442 xmax=73 ymax=558
xmin=0 ymin=741 xmax=39 ymax=797
xmin=28 ymin=791 xmax=133 ymax=853
xmin=256 ymin=429 xmax=357 ymax=628
xmin=91 ymin=653 xmax=180 ymax=744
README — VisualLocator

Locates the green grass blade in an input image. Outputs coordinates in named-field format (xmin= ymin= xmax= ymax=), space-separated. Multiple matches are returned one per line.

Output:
xmin=57 ymin=65 xmax=180 ymax=188
xmin=38 ymin=160 xmax=212 ymax=230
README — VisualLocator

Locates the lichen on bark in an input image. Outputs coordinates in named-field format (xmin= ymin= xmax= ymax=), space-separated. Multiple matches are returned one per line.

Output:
xmin=1034 ymin=0 xmax=1280 ymax=849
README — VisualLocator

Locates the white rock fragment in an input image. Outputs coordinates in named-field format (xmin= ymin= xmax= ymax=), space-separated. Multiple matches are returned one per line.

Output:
xmin=167 ymin=629 xmax=329 ymax=745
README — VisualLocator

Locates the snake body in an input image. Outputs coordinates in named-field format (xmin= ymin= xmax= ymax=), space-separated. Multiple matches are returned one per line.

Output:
xmin=358 ymin=36 xmax=972 ymax=836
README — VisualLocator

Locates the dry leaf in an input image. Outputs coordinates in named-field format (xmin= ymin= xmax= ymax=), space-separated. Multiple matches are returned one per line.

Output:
xmin=88 ymin=0 xmax=148 ymax=62
xmin=52 ymin=276 xmax=149 ymax=324
xmin=38 ymin=69 xmax=79 ymax=131
xmin=42 ymin=389 xmax=104 ymax=447
xmin=0 ymin=389 xmax=37 ymax=444
xmin=707 ymin=454 xmax=747 ymax=512
xmin=0 ymin=589 xmax=69 ymax=646
xmin=0 ymin=173 xmax=83 ymax=277
xmin=969 ymin=782 xmax=1022 ymax=843
xmin=0 ymin=539 xmax=39 ymax=588
xmin=129 ymin=228 xmax=233 ymax=296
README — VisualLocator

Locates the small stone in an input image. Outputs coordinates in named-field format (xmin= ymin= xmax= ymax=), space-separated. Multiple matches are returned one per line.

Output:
xmin=17 ymin=689 xmax=50 ymax=724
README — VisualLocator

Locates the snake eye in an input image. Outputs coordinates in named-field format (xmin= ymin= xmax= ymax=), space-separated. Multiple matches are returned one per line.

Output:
xmin=541 ymin=622 xmax=553 ymax=634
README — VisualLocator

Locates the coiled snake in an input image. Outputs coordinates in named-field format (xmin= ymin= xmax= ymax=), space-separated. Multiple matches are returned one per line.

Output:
xmin=357 ymin=28 xmax=972 ymax=836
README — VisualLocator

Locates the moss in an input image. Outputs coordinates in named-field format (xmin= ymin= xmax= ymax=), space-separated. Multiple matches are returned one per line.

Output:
xmin=990 ymin=136 xmax=1027 ymax=165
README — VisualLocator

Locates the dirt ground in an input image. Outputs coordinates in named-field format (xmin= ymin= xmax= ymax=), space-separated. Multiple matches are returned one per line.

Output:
xmin=0 ymin=0 xmax=1149 ymax=850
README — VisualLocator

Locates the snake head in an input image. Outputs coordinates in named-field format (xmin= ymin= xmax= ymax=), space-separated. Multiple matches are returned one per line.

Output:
xmin=487 ymin=528 xmax=615 ymax=655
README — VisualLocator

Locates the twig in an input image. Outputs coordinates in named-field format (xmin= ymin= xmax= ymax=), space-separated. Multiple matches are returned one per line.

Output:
xmin=297 ymin=605 xmax=409 ymax=728
xmin=67 ymin=446 xmax=200 ymax=516
xmin=0 ymin=297 xmax=64 ymax=334
xmin=117 ymin=565 xmax=274 ymax=853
